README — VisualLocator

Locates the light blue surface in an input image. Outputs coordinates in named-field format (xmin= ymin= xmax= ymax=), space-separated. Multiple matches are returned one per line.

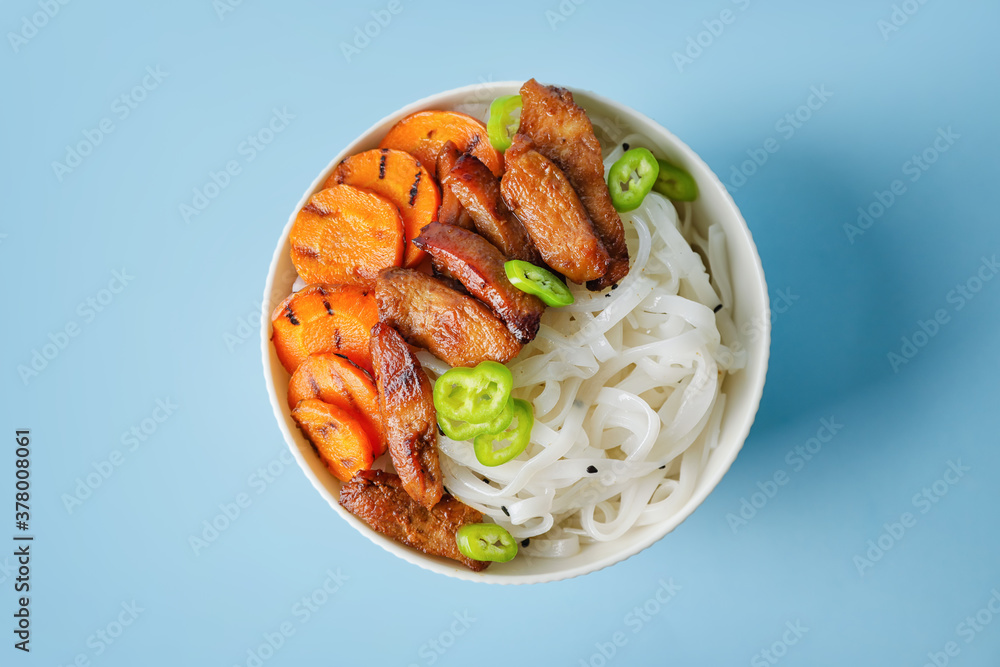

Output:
xmin=2 ymin=0 xmax=998 ymax=664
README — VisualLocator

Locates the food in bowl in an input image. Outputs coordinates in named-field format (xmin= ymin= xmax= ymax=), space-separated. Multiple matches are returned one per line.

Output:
xmin=267 ymin=79 xmax=753 ymax=574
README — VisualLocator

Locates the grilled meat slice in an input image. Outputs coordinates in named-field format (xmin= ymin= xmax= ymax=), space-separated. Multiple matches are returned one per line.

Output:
xmin=518 ymin=78 xmax=629 ymax=290
xmin=445 ymin=153 xmax=542 ymax=264
xmin=413 ymin=222 xmax=545 ymax=344
xmin=340 ymin=469 xmax=488 ymax=572
xmin=376 ymin=268 xmax=522 ymax=367
xmin=369 ymin=322 xmax=443 ymax=509
xmin=435 ymin=142 xmax=475 ymax=231
xmin=501 ymin=137 xmax=610 ymax=284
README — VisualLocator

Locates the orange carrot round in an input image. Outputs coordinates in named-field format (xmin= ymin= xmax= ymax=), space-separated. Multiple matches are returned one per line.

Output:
xmin=379 ymin=110 xmax=504 ymax=178
xmin=325 ymin=149 xmax=440 ymax=268
xmin=292 ymin=399 xmax=374 ymax=482
xmin=288 ymin=353 xmax=386 ymax=457
xmin=271 ymin=284 xmax=378 ymax=374
xmin=290 ymin=185 xmax=404 ymax=287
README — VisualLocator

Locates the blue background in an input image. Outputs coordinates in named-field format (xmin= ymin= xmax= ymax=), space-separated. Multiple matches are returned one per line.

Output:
xmin=2 ymin=0 xmax=998 ymax=665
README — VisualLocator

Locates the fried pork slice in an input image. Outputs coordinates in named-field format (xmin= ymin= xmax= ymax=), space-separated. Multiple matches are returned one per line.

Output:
xmin=376 ymin=268 xmax=522 ymax=367
xmin=501 ymin=137 xmax=610 ymax=284
xmin=518 ymin=78 xmax=629 ymax=290
xmin=340 ymin=469 xmax=488 ymax=572
xmin=445 ymin=153 xmax=543 ymax=264
xmin=413 ymin=222 xmax=545 ymax=344
xmin=435 ymin=142 xmax=475 ymax=231
xmin=369 ymin=322 xmax=443 ymax=509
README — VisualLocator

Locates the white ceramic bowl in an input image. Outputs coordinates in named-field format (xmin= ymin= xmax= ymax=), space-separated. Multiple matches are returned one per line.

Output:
xmin=262 ymin=82 xmax=770 ymax=584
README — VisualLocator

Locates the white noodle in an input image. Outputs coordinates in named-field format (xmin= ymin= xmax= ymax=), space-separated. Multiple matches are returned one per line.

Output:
xmin=435 ymin=134 xmax=744 ymax=553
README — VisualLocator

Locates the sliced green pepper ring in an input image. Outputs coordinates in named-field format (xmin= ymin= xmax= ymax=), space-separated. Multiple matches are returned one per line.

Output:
xmin=473 ymin=398 xmax=534 ymax=467
xmin=438 ymin=398 xmax=514 ymax=441
xmin=608 ymin=147 xmax=659 ymax=212
xmin=487 ymin=94 xmax=522 ymax=152
xmin=433 ymin=361 xmax=513 ymax=424
xmin=456 ymin=523 xmax=518 ymax=563
xmin=504 ymin=260 xmax=574 ymax=307
xmin=652 ymin=159 xmax=699 ymax=202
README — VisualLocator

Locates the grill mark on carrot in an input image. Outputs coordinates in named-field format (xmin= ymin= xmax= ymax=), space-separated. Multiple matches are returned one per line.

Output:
xmin=408 ymin=171 xmax=421 ymax=207
xmin=327 ymin=367 xmax=356 ymax=410
xmin=378 ymin=152 xmax=387 ymax=179
xmin=284 ymin=307 xmax=300 ymax=326
xmin=308 ymin=375 xmax=321 ymax=396
xmin=323 ymin=299 xmax=334 ymax=316
xmin=302 ymin=203 xmax=324 ymax=216
xmin=333 ymin=161 xmax=347 ymax=183
xmin=293 ymin=244 xmax=322 ymax=261
xmin=334 ymin=329 xmax=343 ymax=348
xmin=467 ymin=134 xmax=481 ymax=153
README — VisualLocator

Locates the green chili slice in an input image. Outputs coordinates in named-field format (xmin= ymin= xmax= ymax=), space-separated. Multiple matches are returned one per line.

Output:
xmin=504 ymin=260 xmax=574 ymax=307
xmin=433 ymin=361 xmax=513 ymax=424
xmin=487 ymin=94 xmax=522 ymax=152
xmin=607 ymin=147 xmax=659 ymax=212
xmin=456 ymin=523 xmax=518 ymax=563
xmin=438 ymin=398 xmax=514 ymax=441
xmin=473 ymin=398 xmax=534 ymax=467
xmin=652 ymin=159 xmax=699 ymax=202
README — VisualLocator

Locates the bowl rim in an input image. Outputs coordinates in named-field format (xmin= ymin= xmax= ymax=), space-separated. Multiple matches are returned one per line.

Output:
xmin=261 ymin=81 xmax=771 ymax=585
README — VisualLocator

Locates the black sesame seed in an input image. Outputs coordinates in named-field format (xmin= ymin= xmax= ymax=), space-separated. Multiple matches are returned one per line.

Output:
xmin=501 ymin=505 xmax=510 ymax=516
xmin=521 ymin=538 xmax=530 ymax=548
xmin=713 ymin=303 xmax=723 ymax=313
xmin=659 ymin=465 xmax=666 ymax=470
xmin=482 ymin=477 xmax=491 ymax=484
xmin=622 ymin=143 xmax=630 ymax=151
xmin=587 ymin=465 xmax=598 ymax=474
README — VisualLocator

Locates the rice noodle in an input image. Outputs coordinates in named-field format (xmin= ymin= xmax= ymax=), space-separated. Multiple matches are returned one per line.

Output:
xmin=430 ymin=131 xmax=744 ymax=555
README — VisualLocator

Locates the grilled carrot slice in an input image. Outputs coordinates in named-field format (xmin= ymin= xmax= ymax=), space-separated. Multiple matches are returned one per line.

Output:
xmin=271 ymin=284 xmax=378 ymax=374
xmin=325 ymin=149 xmax=439 ymax=268
xmin=379 ymin=110 xmax=503 ymax=178
xmin=288 ymin=353 xmax=386 ymax=457
xmin=292 ymin=399 xmax=373 ymax=482
xmin=290 ymin=185 xmax=404 ymax=287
